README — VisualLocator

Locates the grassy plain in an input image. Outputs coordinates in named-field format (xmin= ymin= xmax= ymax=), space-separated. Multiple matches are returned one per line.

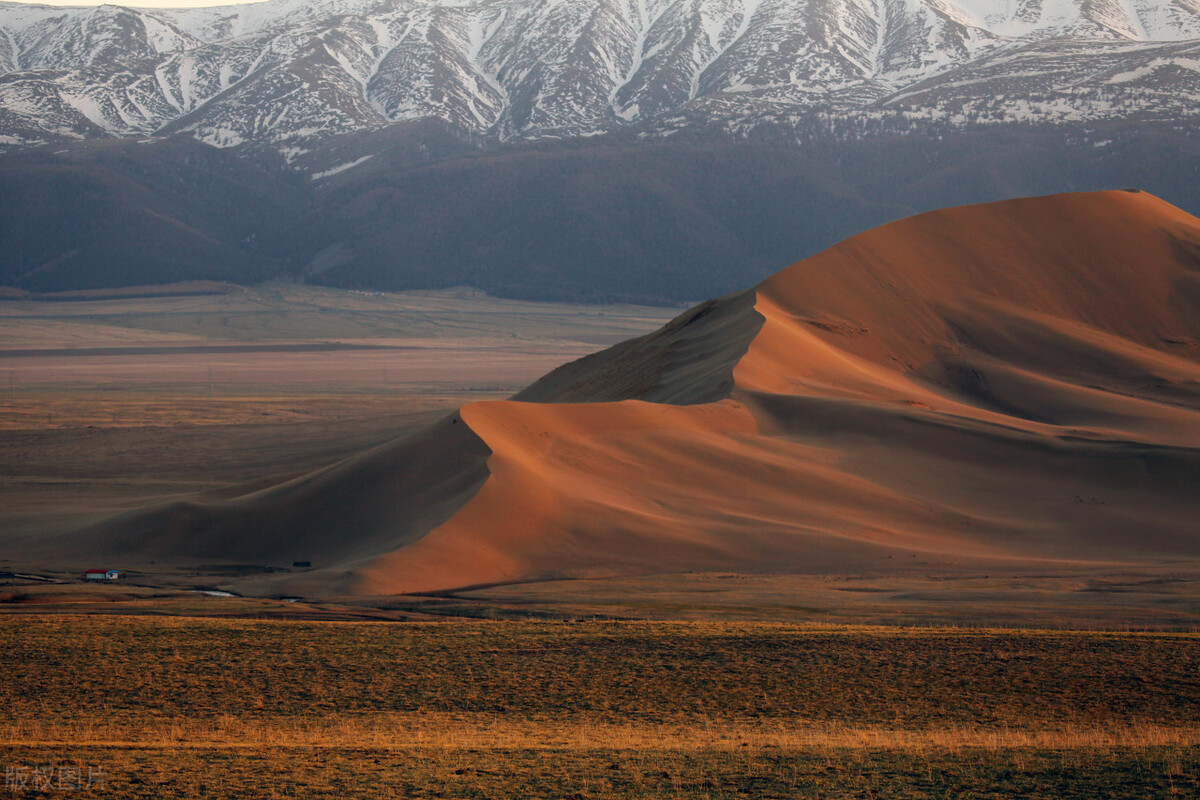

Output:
xmin=1 ymin=616 xmax=1198 ymax=798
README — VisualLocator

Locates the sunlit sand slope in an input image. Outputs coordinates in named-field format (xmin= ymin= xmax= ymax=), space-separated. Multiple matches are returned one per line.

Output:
xmin=72 ymin=191 xmax=1200 ymax=595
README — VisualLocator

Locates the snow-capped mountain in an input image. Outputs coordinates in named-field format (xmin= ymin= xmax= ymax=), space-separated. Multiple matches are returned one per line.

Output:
xmin=1 ymin=0 xmax=1199 ymax=157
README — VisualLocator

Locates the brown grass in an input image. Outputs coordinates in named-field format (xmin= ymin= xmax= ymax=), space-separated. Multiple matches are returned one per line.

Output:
xmin=1 ymin=616 xmax=1197 ymax=798
xmin=5 ymin=714 xmax=1200 ymax=753
xmin=4 ymin=618 xmax=1199 ymax=729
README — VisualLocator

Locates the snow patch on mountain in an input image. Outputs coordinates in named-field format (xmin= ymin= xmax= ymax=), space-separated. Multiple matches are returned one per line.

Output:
xmin=0 ymin=0 xmax=1198 ymax=154
xmin=311 ymin=152 xmax=374 ymax=179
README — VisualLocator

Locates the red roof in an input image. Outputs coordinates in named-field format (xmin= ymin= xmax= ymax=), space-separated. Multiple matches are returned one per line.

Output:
xmin=84 ymin=569 xmax=108 ymax=574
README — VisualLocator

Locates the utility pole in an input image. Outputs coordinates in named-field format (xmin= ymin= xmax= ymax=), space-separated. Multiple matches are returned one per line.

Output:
xmin=208 ymin=367 xmax=213 ymax=399
xmin=8 ymin=371 xmax=13 ymax=405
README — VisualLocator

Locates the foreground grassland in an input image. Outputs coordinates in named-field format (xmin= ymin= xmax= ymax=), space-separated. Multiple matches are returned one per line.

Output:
xmin=2 ymin=617 xmax=1197 ymax=798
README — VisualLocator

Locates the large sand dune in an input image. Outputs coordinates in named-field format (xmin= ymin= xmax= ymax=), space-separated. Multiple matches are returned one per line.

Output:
xmin=61 ymin=191 xmax=1200 ymax=595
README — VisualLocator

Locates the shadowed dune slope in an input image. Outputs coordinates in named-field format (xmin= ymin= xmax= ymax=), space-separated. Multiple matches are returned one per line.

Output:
xmin=47 ymin=413 xmax=492 ymax=572
xmin=68 ymin=191 xmax=1200 ymax=595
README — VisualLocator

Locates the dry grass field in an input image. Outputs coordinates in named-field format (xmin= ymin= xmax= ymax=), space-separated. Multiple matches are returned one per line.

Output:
xmin=1 ymin=616 xmax=1198 ymax=798
xmin=448 ymin=568 xmax=1200 ymax=629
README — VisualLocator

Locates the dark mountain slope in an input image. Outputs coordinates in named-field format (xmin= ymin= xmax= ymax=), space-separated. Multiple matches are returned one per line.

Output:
xmin=0 ymin=138 xmax=310 ymax=291
xmin=3 ymin=123 xmax=1200 ymax=302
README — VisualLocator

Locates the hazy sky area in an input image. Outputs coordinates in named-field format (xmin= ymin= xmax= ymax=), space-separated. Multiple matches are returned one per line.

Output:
xmin=26 ymin=0 xmax=263 ymax=6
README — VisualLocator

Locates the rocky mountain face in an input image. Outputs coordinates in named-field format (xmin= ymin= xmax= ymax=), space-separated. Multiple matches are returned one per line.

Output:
xmin=1 ymin=0 xmax=1199 ymax=163
xmin=3 ymin=0 xmax=1200 ymax=301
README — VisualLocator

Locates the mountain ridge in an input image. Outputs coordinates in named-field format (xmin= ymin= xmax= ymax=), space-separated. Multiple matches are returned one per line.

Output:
xmin=3 ymin=0 xmax=1200 ymax=161
xmin=6 ymin=0 xmax=1200 ymax=303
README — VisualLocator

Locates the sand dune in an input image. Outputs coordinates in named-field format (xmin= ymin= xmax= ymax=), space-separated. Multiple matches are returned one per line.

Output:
xmin=62 ymin=190 xmax=1200 ymax=595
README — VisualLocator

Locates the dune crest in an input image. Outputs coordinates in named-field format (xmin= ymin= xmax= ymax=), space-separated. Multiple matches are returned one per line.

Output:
xmin=65 ymin=191 xmax=1200 ymax=595
xmin=330 ymin=190 xmax=1200 ymax=594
